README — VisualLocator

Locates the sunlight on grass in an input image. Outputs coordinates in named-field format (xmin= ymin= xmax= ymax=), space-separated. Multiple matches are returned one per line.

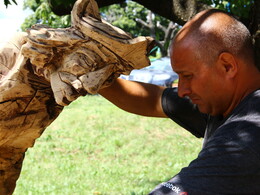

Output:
xmin=14 ymin=95 xmax=202 ymax=195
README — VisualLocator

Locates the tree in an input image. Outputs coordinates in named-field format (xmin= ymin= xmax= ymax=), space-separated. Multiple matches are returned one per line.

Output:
xmin=5 ymin=0 xmax=71 ymax=31
xmin=0 ymin=1 xmax=154 ymax=193
xmin=8 ymin=0 xmax=178 ymax=57
xmin=46 ymin=0 xmax=259 ymax=68
xmin=2 ymin=0 xmax=259 ymax=66
xmin=3 ymin=0 xmax=16 ymax=7
xmin=101 ymin=1 xmax=179 ymax=56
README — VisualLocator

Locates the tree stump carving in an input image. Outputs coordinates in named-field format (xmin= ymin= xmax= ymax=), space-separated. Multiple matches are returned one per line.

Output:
xmin=0 ymin=0 xmax=154 ymax=194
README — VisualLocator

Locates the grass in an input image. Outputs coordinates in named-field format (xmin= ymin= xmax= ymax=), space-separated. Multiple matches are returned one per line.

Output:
xmin=13 ymin=95 xmax=202 ymax=195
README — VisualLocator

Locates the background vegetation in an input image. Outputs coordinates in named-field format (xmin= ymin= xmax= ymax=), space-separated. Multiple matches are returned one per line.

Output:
xmin=1 ymin=0 xmax=256 ymax=193
xmin=13 ymin=95 xmax=201 ymax=194
xmin=2 ymin=0 xmax=255 ymax=57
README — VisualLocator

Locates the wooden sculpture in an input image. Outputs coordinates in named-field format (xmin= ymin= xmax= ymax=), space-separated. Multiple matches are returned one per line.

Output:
xmin=0 ymin=0 xmax=154 ymax=194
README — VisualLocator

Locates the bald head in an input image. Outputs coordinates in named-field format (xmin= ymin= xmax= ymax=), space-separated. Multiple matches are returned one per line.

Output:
xmin=171 ymin=9 xmax=254 ymax=67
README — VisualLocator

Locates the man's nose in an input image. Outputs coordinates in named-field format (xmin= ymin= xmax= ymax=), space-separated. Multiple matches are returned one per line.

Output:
xmin=177 ymin=81 xmax=192 ymax=98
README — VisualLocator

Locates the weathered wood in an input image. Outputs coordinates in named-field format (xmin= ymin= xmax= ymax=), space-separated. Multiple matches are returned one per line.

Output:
xmin=0 ymin=0 xmax=154 ymax=194
xmin=49 ymin=0 xmax=259 ymax=69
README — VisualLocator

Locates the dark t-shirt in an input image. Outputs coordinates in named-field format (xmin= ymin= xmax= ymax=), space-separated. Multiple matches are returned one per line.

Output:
xmin=149 ymin=88 xmax=260 ymax=195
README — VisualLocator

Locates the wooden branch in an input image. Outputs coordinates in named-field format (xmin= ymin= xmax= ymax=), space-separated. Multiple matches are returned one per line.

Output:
xmin=164 ymin=22 xmax=177 ymax=41
xmin=0 ymin=0 xmax=155 ymax=194
xmin=136 ymin=18 xmax=150 ymax=28
xmin=156 ymin=21 xmax=167 ymax=32
xmin=49 ymin=0 xmax=211 ymax=26
xmin=250 ymin=0 xmax=260 ymax=69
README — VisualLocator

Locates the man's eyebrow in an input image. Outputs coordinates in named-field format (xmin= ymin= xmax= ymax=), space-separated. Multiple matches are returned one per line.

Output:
xmin=174 ymin=70 xmax=190 ymax=74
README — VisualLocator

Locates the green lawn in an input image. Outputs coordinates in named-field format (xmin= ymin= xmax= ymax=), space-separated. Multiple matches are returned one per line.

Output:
xmin=13 ymin=95 xmax=202 ymax=195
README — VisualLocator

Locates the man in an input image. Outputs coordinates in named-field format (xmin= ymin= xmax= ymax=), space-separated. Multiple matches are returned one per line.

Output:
xmin=99 ymin=9 xmax=260 ymax=194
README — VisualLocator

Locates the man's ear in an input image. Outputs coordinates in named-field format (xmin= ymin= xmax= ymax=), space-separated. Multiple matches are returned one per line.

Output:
xmin=217 ymin=52 xmax=238 ymax=78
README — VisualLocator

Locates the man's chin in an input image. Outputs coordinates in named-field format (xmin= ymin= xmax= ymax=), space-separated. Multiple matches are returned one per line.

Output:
xmin=198 ymin=106 xmax=221 ymax=116
xmin=197 ymin=106 xmax=211 ymax=115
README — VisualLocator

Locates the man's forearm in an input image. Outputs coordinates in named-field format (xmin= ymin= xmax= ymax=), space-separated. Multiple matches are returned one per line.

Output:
xmin=99 ymin=78 xmax=167 ymax=117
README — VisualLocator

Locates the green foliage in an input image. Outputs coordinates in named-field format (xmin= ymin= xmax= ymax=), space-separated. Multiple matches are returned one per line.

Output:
xmin=21 ymin=0 xmax=71 ymax=31
xmin=101 ymin=1 xmax=174 ymax=56
xmin=13 ymin=95 xmax=201 ymax=194
xmin=50 ymin=0 xmax=254 ymax=36
xmin=7 ymin=0 xmax=253 ymax=47
xmin=102 ymin=1 xmax=172 ymax=40
xmin=3 ymin=0 xmax=17 ymax=7
xmin=202 ymin=0 xmax=254 ymax=19
xmin=102 ymin=4 xmax=138 ymax=35
xmin=101 ymin=2 xmax=147 ymax=37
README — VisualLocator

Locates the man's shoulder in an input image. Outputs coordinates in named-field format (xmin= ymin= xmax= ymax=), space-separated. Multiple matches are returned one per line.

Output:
xmin=213 ymin=89 xmax=260 ymax=157
xmin=248 ymin=89 xmax=260 ymax=100
xmin=224 ymin=89 xmax=260 ymax=129
xmin=232 ymin=89 xmax=260 ymax=117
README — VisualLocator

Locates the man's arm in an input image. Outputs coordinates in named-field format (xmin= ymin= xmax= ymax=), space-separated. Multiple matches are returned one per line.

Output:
xmin=99 ymin=78 xmax=167 ymax=117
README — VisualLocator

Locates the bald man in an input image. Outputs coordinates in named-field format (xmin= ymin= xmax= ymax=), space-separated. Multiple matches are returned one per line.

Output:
xmin=100 ymin=9 xmax=260 ymax=194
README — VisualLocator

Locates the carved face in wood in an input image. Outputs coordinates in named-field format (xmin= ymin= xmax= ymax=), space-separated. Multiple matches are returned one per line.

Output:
xmin=20 ymin=0 xmax=155 ymax=106
xmin=0 ymin=1 xmax=154 ymax=193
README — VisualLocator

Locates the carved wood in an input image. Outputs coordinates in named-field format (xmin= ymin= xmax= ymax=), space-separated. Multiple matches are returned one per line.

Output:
xmin=0 ymin=0 xmax=154 ymax=194
xmin=49 ymin=0 xmax=260 ymax=69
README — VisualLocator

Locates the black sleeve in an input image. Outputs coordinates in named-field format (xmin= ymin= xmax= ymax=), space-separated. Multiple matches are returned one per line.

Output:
xmin=161 ymin=88 xmax=207 ymax=138
xmin=149 ymin=123 xmax=260 ymax=195
xmin=149 ymin=138 xmax=260 ymax=195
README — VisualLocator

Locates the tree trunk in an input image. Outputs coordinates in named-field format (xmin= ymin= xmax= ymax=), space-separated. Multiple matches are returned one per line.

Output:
xmin=49 ymin=0 xmax=259 ymax=67
xmin=0 ymin=0 xmax=154 ymax=193
xmin=249 ymin=0 xmax=260 ymax=70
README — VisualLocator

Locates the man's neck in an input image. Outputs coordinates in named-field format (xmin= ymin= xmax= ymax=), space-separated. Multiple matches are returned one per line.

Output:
xmin=223 ymin=66 xmax=260 ymax=118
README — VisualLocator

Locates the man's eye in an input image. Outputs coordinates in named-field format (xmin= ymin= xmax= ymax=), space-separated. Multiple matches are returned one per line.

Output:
xmin=183 ymin=74 xmax=192 ymax=79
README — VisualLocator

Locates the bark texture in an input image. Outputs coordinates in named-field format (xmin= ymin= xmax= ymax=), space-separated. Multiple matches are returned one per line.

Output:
xmin=250 ymin=0 xmax=260 ymax=70
xmin=50 ymin=0 xmax=210 ymax=25
xmin=49 ymin=0 xmax=259 ymax=68
xmin=0 ymin=0 xmax=154 ymax=194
